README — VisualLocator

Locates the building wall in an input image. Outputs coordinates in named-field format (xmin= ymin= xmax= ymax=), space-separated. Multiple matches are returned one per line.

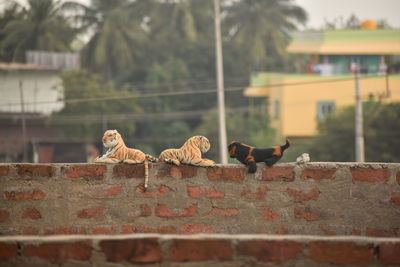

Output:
xmin=269 ymin=75 xmax=400 ymax=138
xmin=0 ymin=70 xmax=64 ymax=115
xmin=0 ymin=162 xmax=399 ymax=237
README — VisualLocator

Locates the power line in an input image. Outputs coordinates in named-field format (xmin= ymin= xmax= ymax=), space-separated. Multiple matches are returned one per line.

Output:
xmin=0 ymin=105 xmax=265 ymax=125
xmin=0 ymin=74 xmax=388 ymax=108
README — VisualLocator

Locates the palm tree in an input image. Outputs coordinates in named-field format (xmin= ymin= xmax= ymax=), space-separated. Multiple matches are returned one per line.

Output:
xmin=73 ymin=0 xmax=150 ymax=80
xmin=0 ymin=2 xmax=24 ymax=61
xmin=1 ymin=0 xmax=78 ymax=62
xmin=224 ymin=0 xmax=307 ymax=71
xmin=151 ymin=0 xmax=199 ymax=42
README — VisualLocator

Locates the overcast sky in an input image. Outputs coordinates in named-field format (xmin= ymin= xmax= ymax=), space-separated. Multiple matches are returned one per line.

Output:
xmin=2 ymin=0 xmax=400 ymax=29
xmin=295 ymin=0 xmax=400 ymax=29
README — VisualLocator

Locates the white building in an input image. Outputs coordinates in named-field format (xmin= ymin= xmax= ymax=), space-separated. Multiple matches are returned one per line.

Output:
xmin=0 ymin=63 xmax=64 ymax=115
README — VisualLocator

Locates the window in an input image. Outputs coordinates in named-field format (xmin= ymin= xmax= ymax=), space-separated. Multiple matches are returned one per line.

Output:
xmin=317 ymin=101 xmax=335 ymax=120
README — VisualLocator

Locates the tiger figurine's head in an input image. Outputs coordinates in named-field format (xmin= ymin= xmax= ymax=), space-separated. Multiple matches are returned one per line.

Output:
xmin=184 ymin=135 xmax=211 ymax=153
xmin=102 ymin=129 xmax=122 ymax=148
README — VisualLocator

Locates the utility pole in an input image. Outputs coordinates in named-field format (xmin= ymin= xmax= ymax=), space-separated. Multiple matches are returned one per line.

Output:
xmin=19 ymin=80 xmax=28 ymax=162
xmin=354 ymin=59 xmax=365 ymax=162
xmin=213 ymin=0 xmax=228 ymax=164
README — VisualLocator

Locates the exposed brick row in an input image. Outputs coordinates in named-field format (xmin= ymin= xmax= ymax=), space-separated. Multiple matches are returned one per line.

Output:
xmin=1 ymin=164 xmax=398 ymax=184
xmin=0 ymin=236 xmax=399 ymax=265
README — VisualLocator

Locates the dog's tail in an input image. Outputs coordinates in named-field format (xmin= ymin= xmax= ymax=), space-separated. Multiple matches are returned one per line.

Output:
xmin=281 ymin=139 xmax=290 ymax=152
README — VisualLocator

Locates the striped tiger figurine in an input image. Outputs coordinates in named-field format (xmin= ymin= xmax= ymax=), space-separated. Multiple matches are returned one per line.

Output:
xmin=159 ymin=135 xmax=215 ymax=167
xmin=94 ymin=129 xmax=158 ymax=190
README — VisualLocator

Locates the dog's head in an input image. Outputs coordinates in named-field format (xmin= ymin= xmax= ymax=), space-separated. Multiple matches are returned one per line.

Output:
xmin=228 ymin=141 xmax=240 ymax=158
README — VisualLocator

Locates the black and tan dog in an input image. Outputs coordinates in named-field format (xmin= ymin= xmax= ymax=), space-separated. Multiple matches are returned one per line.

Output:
xmin=228 ymin=139 xmax=290 ymax=173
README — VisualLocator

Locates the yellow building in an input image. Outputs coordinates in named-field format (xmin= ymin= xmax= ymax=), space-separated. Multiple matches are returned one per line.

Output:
xmin=245 ymin=29 xmax=400 ymax=139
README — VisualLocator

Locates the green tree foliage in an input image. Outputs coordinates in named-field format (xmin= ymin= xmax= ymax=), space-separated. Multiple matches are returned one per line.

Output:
xmin=74 ymin=0 xmax=150 ymax=80
xmin=50 ymin=70 xmax=142 ymax=142
xmin=0 ymin=0 xmax=77 ymax=62
xmin=0 ymin=0 xmax=307 ymax=160
xmin=0 ymin=2 xmax=23 ymax=61
xmin=303 ymin=102 xmax=400 ymax=162
xmin=195 ymin=107 xmax=276 ymax=161
xmin=224 ymin=0 xmax=307 ymax=71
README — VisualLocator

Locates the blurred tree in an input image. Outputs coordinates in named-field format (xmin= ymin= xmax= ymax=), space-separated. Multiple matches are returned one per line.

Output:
xmin=74 ymin=0 xmax=150 ymax=80
xmin=322 ymin=14 xmax=392 ymax=30
xmin=0 ymin=0 xmax=77 ymax=62
xmin=0 ymin=2 xmax=23 ymax=61
xmin=195 ymin=107 xmax=276 ymax=161
xmin=223 ymin=0 xmax=307 ymax=71
xmin=345 ymin=14 xmax=361 ymax=29
xmin=50 ymin=70 xmax=142 ymax=142
xmin=376 ymin=19 xmax=392 ymax=29
xmin=151 ymin=0 xmax=198 ymax=42
xmin=306 ymin=102 xmax=400 ymax=162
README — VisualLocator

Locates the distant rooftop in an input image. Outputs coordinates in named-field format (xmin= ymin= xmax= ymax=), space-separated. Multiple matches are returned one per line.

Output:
xmin=0 ymin=62 xmax=59 ymax=71
xmin=287 ymin=29 xmax=400 ymax=55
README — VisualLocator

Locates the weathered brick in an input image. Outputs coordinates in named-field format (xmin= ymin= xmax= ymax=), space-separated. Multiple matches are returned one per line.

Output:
xmin=4 ymin=189 xmax=45 ymax=200
xmin=0 ymin=210 xmax=10 ymax=222
xmin=170 ymin=239 xmax=232 ymax=261
xmin=319 ymin=224 xmax=337 ymax=236
xmin=92 ymin=226 xmax=117 ymax=234
xmin=91 ymin=185 xmax=123 ymax=198
xmin=207 ymin=167 xmax=245 ymax=182
xmin=156 ymin=164 xmax=197 ymax=179
xmin=275 ymin=226 xmax=289 ymax=234
xmin=309 ymin=241 xmax=374 ymax=264
xmin=180 ymin=224 xmax=216 ymax=234
xmin=352 ymin=229 xmax=362 ymax=235
xmin=390 ymin=192 xmax=400 ymax=205
xmin=66 ymin=165 xmax=106 ymax=179
xmin=121 ymin=225 xmax=134 ymax=234
xmin=241 ymin=187 xmax=268 ymax=201
xmin=262 ymin=166 xmax=294 ymax=181
xmin=155 ymin=204 xmax=197 ymax=218
xmin=44 ymin=226 xmax=87 ymax=235
xmin=0 ymin=242 xmax=17 ymax=261
xmin=261 ymin=206 xmax=280 ymax=221
xmin=77 ymin=206 xmax=104 ymax=219
xmin=16 ymin=164 xmax=54 ymax=178
xmin=351 ymin=168 xmax=390 ymax=183
xmin=135 ymin=225 xmax=177 ymax=234
xmin=379 ymin=242 xmax=400 ymax=265
xmin=136 ymin=185 xmax=170 ymax=197
xmin=300 ymin=168 xmax=336 ymax=182
xmin=23 ymin=241 xmax=92 ymax=264
xmin=22 ymin=208 xmax=42 ymax=220
xmin=366 ymin=228 xmax=397 ymax=237
xmin=187 ymin=186 xmax=225 ymax=198
xmin=127 ymin=204 xmax=152 ymax=217
xmin=210 ymin=207 xmax=239 ymax=216
xmin=20 ymin=226 xmax=40 ymax=235
xmin=113 ymin=164 xmax=145 ymax=178
xmin=100 ymin=238 xmax=162 ymax=263
xmin=294 ymin=206 xmax=321 ymax=221
xmin=237 ymin=240 xmax=302 ymax=263
xmin=286 ymin=188 xmax=320 ymax=202
xmin=105 ymin=186 xmax=123 ymax=196
xmin=0 ymin=166 xmax=10 ymax=176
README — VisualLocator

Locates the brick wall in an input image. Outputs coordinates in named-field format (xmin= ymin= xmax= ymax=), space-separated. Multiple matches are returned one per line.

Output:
xmin=0 ymin=234 xmax=399 ymax=266
xmin=0 ymin=162 xmax=399 ymax=236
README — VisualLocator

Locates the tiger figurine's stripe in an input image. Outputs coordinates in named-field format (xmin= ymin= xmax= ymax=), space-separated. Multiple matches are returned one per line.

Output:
xmin=159 ymin=135 xmax=215 ymax=167
xmin=94 ymin=129 xmax=158 ymax=190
